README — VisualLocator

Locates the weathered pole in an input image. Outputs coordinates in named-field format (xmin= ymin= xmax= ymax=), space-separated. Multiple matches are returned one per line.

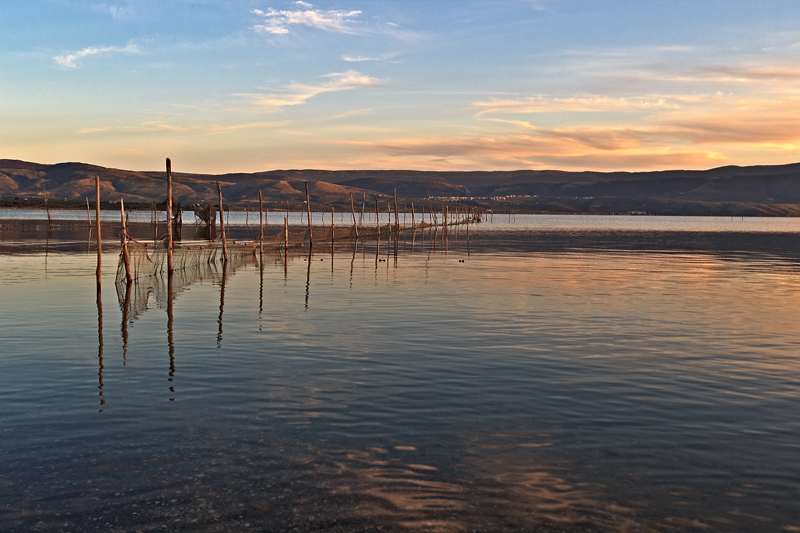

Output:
xmin=394 ymin=189 xmax=400 ymax=229
xmin=412 ymin=203 xmax=416 ymax=228
xmin=305 ymin=182 xmax=313 ymax=246
xmin=166 ymin=158 xmax=174 ymax=274
xmin=43 ymin=184 xmax=52 ymax=228
xmin=120 ymin=198 xmax=132 ymax=282
xmin=350 ymin=194 xmax=359 ymax=239
xmin=375 ymin=198 xmax=380 ymax=228
xmin=259 ymin=190 xmax=264 ymax=256
xmin=331 ymin=205 xmax=335 ymax=243
xmin=86 ymin=197 xmax=92 ymax=227
xmin=95 ymin=176 xmax=102 ymax=291
xmin=284 ymin=216 xmax=289 ymax=253
xmin=217 ymin=181 xmax=228 ymax=262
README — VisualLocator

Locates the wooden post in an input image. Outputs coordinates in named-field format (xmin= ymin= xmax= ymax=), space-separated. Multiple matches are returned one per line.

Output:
xmin=375 ymin=198 xmax=380 ymax=228
xmin=305 ymin=182 xmax=313 ymax=246
xmin=217 ymin=181 xmax=228 ymax=262
xmin=166 ymin=158 xmax=174 ymax=274
xmin=284 ymin=216 xmax=289 ymax=253
xmin=360 ymin=192 xmax=365 ymax=226
xmin=43 ymin=184 xmax=52 ymax=228
xmin=120 ymin=198 xmax=132 ymax=282
xmin=259 ymin=190 xmax=264 ymax=256
xmin=412 ymin=203 xmax=416 ymax=228
xmin=331 ymin=205 xmax=335 ymax=243
xmin=350 ymin=194 xmax=359 ymax=239
xmin=95 ymin=176 xmax=102 ymax=290
xmin=86 ymin=197 xmax=92 ymax=227
xmin=394 ymin=189 xmax=400 ymax=229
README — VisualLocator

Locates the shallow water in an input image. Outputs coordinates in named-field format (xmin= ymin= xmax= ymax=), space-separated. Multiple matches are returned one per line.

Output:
xmin=1 ymin=214 xmax=800 ymax=532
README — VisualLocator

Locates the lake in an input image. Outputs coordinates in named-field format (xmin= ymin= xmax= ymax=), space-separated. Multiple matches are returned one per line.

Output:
xmin=1 ymin=213 xmax=800 ymax=532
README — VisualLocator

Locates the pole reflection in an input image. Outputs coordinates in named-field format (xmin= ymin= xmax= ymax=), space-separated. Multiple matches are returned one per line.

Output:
xmin=217 ymin=261 xmax=227 ymax=348
xmin=97 ymin=287 xmax=104 ymax=411
xmin=168 ymin=272 xmax=175 ymax=400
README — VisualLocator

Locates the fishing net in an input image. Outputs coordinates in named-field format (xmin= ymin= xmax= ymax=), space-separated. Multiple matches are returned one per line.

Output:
xmin=116 ymin=236 xmax=256 ymax=284
xmin=116 ymin=249 xmax=256 ymax=323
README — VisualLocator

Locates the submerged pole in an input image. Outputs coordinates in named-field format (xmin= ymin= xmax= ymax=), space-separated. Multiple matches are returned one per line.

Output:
xmin=259 ymin=190 xmax=264 ymax=256
xmin=350 ymin=194 xmax=359 ymax=240
xmin=284 ymin=216 xmax=289 ymax=253
xmin=394 ymin=189 xmax=400 ymax=229
xmin=305 ymin=182 xmax=313 ymax=246
xmin=120 ymin=198 xmax=132 ymax=283
xmin=43 ymin=184 xmax=52 ymax=228
xmin=166 ymin=158 xmax=174 ymax=274
xmin=217 ymin=181 xmax=228 ymax=262
xmin=86 ymin=197 xmax=92 ymax=227
xmin=95 ymin=176 xmax=102 ymax=291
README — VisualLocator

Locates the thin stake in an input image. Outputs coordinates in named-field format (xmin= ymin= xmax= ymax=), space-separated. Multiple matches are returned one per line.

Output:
xmin=284 ymin=216 xmax=289 ymax=253
xmin=394 ymin=189 xmax=400 ymax=229
xmin=217 ymin=181 xmax=228 ymax=262
xmin=259 ymin=190 xmax=264 ymax=256
xmin=43 ymin=184 xmax=52 ymax=228
xmin=95 ymin=176 xmax=102 ymax=291
xmin=305 ymin=182 xmax=313 ymax=246
xmin=86 ymin=197 xmax=92 ymax=227
xmin=350 ymin=194 xmax=359 ymax=240
xmin=120 ymin=198 xmax=132 ymax=282
xmin=166 ymin=158 xmax=174 ymax=274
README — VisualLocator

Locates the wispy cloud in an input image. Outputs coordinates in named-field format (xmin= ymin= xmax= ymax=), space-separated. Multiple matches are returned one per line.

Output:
xmin=342 ymin=52 xmax=400 ymax=62
xmin=54 ymin=43 xmax=139 ymax=68
xmin=252 ymin=3 xmax=362 ymax=35
xmin=247 ymin=70 xmax=379 ymax=108
xmin=91 ymin=4 xmax=135 ymax=20
xmin=474 ymin=95 xmax=684 ymax=115
xmin=77 ymin=120 xmax=288 ymax=135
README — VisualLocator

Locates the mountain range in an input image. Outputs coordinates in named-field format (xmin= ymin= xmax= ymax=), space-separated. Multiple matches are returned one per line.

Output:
xmin=2 ymin=159 xmax=800 ymax=216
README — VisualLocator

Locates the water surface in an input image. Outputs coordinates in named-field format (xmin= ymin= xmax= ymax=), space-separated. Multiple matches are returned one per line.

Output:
xmin=1 ymin=214 xmax=800 ymax=532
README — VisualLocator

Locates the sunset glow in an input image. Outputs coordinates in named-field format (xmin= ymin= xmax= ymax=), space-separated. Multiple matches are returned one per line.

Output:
xmin=3 ymin=1 xmax=800 ymax=173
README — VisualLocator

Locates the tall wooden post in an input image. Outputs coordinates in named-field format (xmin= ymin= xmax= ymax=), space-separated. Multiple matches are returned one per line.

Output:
xmin=375 ymin=198 xmax=380 ymax=228
xmin=394 ymin=189 xmax=400 ymax=229
xmin=305 ymin=182 xmax=313 ymax=246
xmin=120 ymin=198 xmax=132 ymax=283
xmin=166 ymin=158 xmax=174 ymax=274
xmin=259 ymin=190 xmax=264 ymax=256
xmin=95 ymin=176 xmax=102 ymax=290
xmin=331 ymin=205 xmax=335 ymax=243
xmin=284 ymin=216 xmax=289 ymax=253
xmin=217 ymin=181 xmax=228 ymax=262
xmin=43 ymin=184 xmax=52 ymax=228
xmin=412 ymin=203 xmax=416 ymax=228
xmin=350 ymin=194 xmax=359 ymax=239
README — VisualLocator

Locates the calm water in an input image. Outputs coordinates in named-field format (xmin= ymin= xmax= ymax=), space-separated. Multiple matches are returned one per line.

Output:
xmin=2 ymin=214 xmax=800 ymax=532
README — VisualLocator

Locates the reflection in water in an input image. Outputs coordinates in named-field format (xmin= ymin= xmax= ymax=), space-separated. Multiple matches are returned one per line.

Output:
xmin=305 ymin=248 xmax=312 ymax=309
xmin=96 ymin=287 xmax=104 ymax=411
xmin=217 ymin=261 xmax=228 ymax=348
xmin=121 ymin=280 xmax=131 ymax=365
xmin=167 ymin=273 xmax=175 ymax=400
xmin=7 ymin=219 xmax=800 ymax=532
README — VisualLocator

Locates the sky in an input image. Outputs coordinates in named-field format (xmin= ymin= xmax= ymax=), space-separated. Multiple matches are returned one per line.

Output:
xmin=2 ymin=0 xmax=800 ymax=173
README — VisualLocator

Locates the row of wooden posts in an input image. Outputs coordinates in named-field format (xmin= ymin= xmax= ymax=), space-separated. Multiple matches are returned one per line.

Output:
xmin=108 ymin=158 xmax=484 ymax=288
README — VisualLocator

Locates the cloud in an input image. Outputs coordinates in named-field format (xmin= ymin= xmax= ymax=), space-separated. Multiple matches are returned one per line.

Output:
xmin=252 ymin=5 xmax=362 ymax=35
xmin=54 ymin=43 xmax=139 ymax=68
xmin=342 ymin=52 xmax=400 ymax=62
xmin=249 ymin=70 xmax=379 ymax=108
xmin=474 ymin=95 xmax=683 ymax=115
xmin=77 ymin=120 xmax=288 ymax=135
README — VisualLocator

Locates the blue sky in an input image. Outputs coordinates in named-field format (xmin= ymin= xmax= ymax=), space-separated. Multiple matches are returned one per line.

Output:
xmin=2 ymin=0 xmax=800 ymax=172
